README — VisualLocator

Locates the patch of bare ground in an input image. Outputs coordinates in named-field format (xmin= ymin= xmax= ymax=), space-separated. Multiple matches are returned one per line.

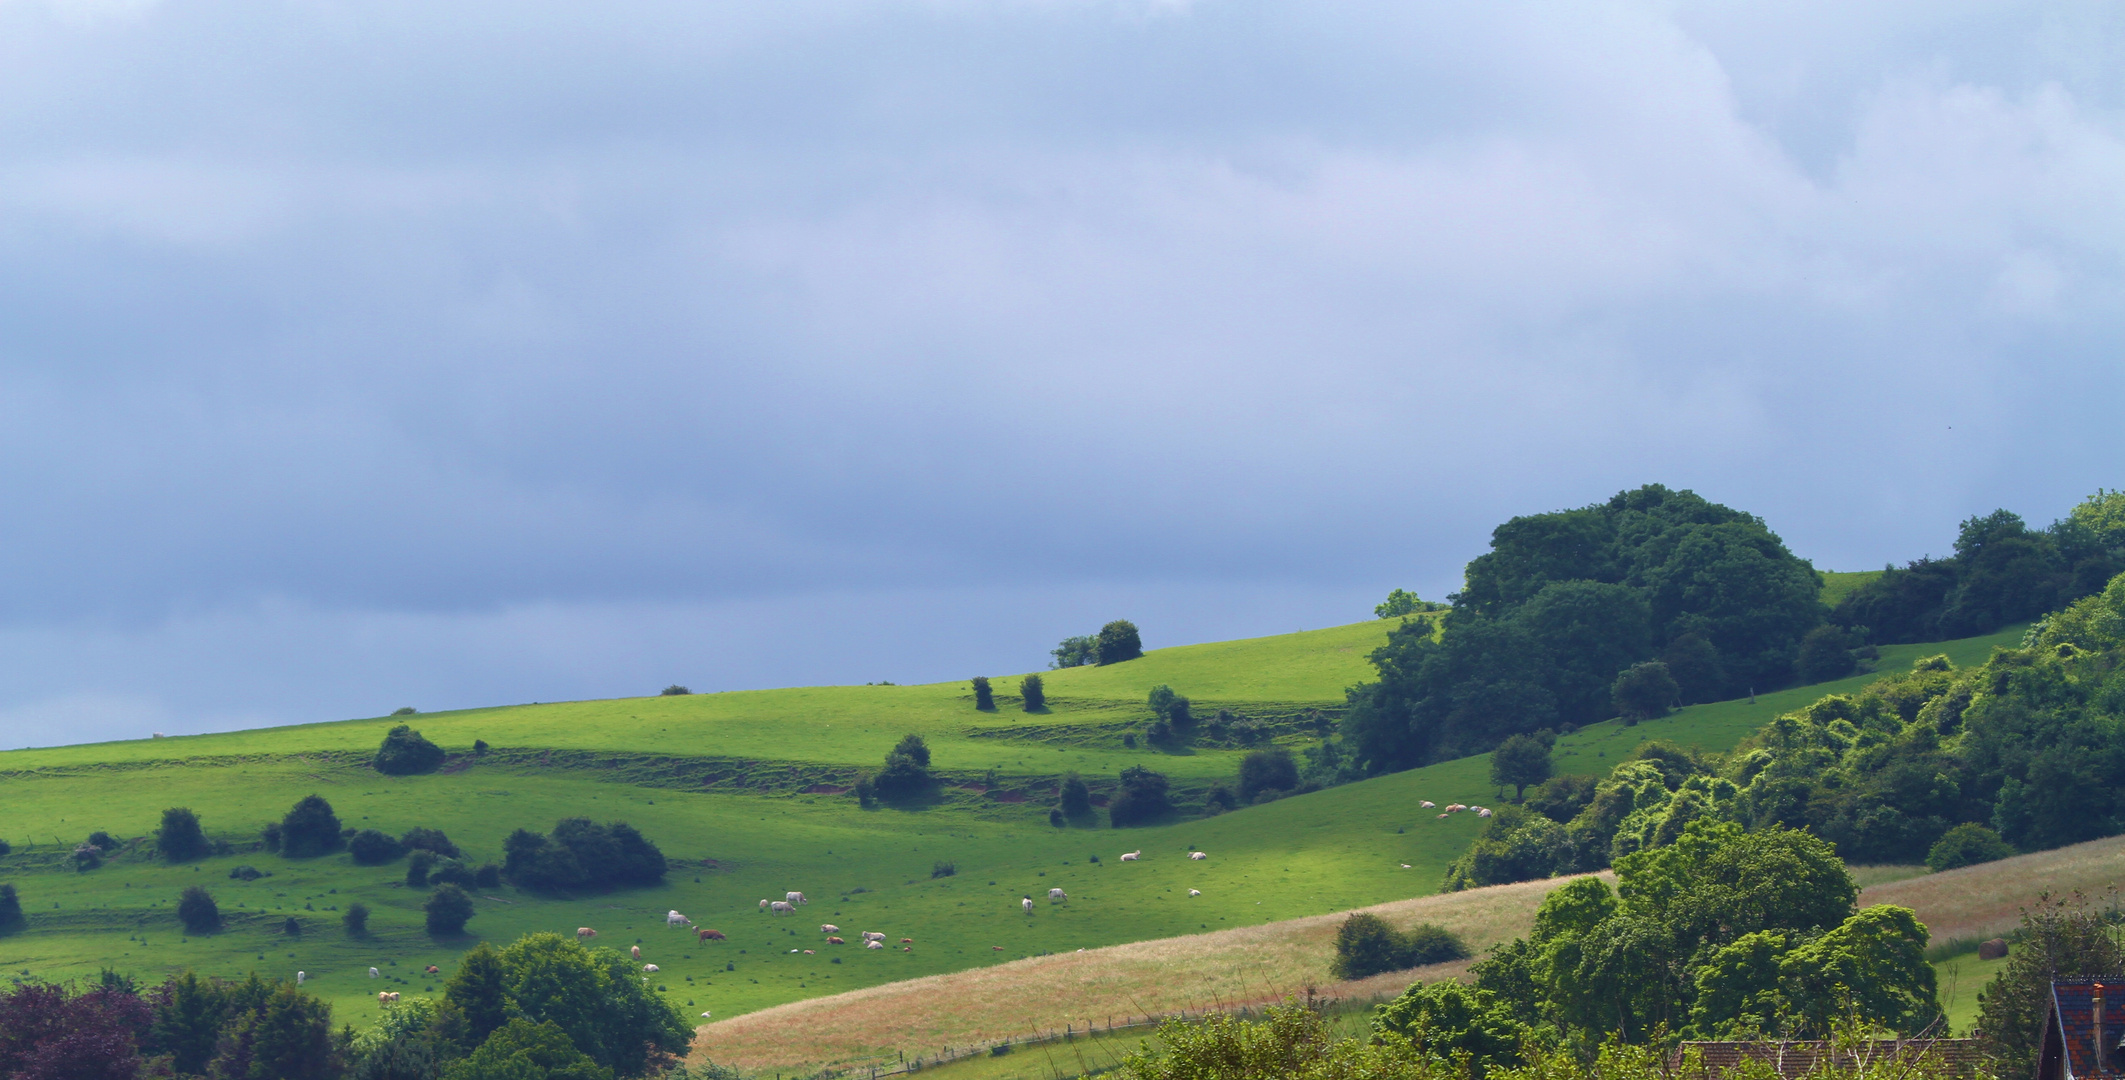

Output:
xmin=1860 ymin=833 xmax=2125 ymax=944
xmin=691 ymin=874 xmax=1593 ymax=1073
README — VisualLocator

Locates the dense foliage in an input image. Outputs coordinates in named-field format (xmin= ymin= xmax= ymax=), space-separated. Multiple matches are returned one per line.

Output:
xmin=1376 ymin=589 xmax=1445 ymax=618
xmin=1832 ymin=492 xmax=2125 ymax=644
xmin=1344 ymin=486 xmax=1824 ymax=771
xmin=157 ymin=807 xmax=212 ymax=862
xmin=0 ymin=882 xmax=23 ymax=933
xmin=279 ymin=795 xmax=344 ymax=858
xmin=1237 ymin=748 xmax=1299 ymax=803
xmin=501 ymin=820 xmax=667 ymax=892
xmin=1329 ymin=913 xmax=1467 ymax=979
xmin=1096 ymin=619 xmax=1144 ymax=664
xmin=349 ymin=829 xmax=406 ymax=865
xmin=872 ymin=733 xmax=934 ymax=799
xmin=1108 ymin=765 xmax=1173 ymax=826
xmin=374 ymin=724 xmax=447 ymax=775
xmin=970 ymin=676 xmax=993 ymax=710
xmin=1057 ymin=773 xmax=1092 ymax=819
xmin=1049 ymin=635 xmax=1096 ymax=668
xmin=1019 ymin=674 xmax=1045 ymax=712
xmin=425 ymin=883 xmax=477 ymax=935
xmin=177 ymin=885 xmax=221 ymax=934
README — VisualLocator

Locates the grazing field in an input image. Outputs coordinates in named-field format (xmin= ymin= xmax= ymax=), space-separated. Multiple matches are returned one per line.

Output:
xmin=0 ymin=604 xmax=2030 ymax=1045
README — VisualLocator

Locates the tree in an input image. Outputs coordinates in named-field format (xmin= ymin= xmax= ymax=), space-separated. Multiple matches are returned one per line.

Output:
xmin=177 ymin=885 xmax=221 ymax=934
xmin=0 ymin=978 xmax=155 ymax=1080
xmin=206 ymin=980 xmax=342 ymax=1080
xmin=343 ymin=902 xmax=370 ymax=935
xmin=490 ymin=932 xmax=691 ymax=1076
xmin=147 ymin=971 xmax=236 ymax=1076
xmin=1611 ymin=661 xmax=1679 ymax=723
xmin=1107 ymin=766 xmax=1172 ymax=827
xmin=0 ymin=883 xmax=22 ymax=933
xmin=1058 ymin=773 xmax=1092 ymax=819
xmin=1050 ymin=636 xmax=1096 ymax=669
xmin=1094 ymin=620 xmax=1143 ymax=665
xmin=1331 ymin=914 xmax=1470 ymax=980
xmin=1375 ymin=589 xmax=1424 ymax=618
xmin=407 ymin=850 xmax=437 ymax=888
xmin=1976 ymin=893 xmax=2125 ymax=1078
xmin=349 ymin=829 xmax=405 ymax=865
xmin=426 ymin=884 xmax=476 ymax=935
xmin=1489 ymin=735 xmax=1552 ymax=801
xmin=446 ymin=942 xmax=510 ymax=1043
xmin=1927 ymin=823 xmax=2014 ymax=871
xmin=401 ymin=827 xmax=461 ymax=858
xmin=1660 ymin=633 xmax=1725 ymax=704
xmin=661 ymin=685 xmax=691 ymax=696
xmin=1372 ymin=981 xmax=1527 ymax=1073
xmin=1116 ymin=1004 xmax=1421 ymax=1080
xmin=971 ymin=676 xmax=994 ymax=711
xmin=158 ymin=807 xmax=211 ymax=862
xmin=1019 ymin=674 xmax=1045 ymax=711
xmin=346 ymin=995 xmax=469 ymax=1080
xmin=873 ymin=735 xmax=934 ymax=800
xmin=1794 ymin=624 xmax=1857 ymax=683
xmin=374 ymin=723 xmax=447 ymax=775
xmin=1237 ymin=748 xmax=1299 ymax=803
xmin=441 ymin=1018 xmax=611 ymax=1080
xmin=279 ymin=795 xmax=344 ymax=858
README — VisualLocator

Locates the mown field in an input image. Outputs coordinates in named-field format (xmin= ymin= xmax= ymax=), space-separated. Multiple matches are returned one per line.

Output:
xmin=0 ymin=604 xmax=2027 ymax=1050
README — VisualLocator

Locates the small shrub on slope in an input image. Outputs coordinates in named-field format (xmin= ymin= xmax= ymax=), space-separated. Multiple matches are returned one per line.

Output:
xmin=1330 ymin=912 xmax=1466 ymax=979
xmin=157 ymin=807 xmax=211 ymax=863
xmin=177 ymin=885 xmax=220 ymax=934
xmin=278 ymin=795 xmax=343 ymax=858
xmin=1927 ymin=823 xmax=2015 ymax=871
xmin=348 ymin=829 xmax=405 ymax=866
xmin=374 ymin=723 xmax=447 ymax=775
xmin=425 ymin=884 xmax=475 ymax=936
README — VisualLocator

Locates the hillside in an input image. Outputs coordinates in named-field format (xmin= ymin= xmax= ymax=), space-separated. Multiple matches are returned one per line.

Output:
xmin=0 ymin=608 xmax=2026 ymax=1037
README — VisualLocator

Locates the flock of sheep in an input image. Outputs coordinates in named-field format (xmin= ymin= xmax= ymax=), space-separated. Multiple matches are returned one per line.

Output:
xmin=1419 ymin=800 xmax=1491 ymax=818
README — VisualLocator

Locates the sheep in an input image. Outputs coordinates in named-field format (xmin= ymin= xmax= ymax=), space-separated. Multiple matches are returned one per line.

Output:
xmin=576 ymin=927 xmax=597 ymax=940
xmin=698 ymin=928 xmax=727 ymax=941
xmin=1119 ymin=851 xmax=1141 ymax=861
xmin=827 ymin=936 xmax=845 ymax=944
xmin=378 ymin=991 xmax=400 ymax=1004
xmin=1021 ymin=897 xmax=1034 ymax=913
xmin=667 ymin=910 xmax=690 ymax=927
xmin=1477 ymin=808 xmax=1493 ymax=818
xmin=369 ymin=967 xmax=380 ymax=979
xmin=152 ymin=732 xmax=166 ymax=738
xmin=862 ymin=931 xmax=886 ymax=941
xmin=643 ymin=964 xmax=660 ymax=973
xmin=1189 ymin=851 xmax=1207 ymax=860
xmin=866 ymin=940 xmax=884 ymax=949
xmin=786 ymin=891 xmax=808 ymax=905
xmin=701 ymin=1011 xmax=713 ymax=1018
xmin=1048 ymin=888 xmax=1066 ymax=901
xmin=425 ymin=965 xmax=440 ymax=974
xmin=759 ymin=899 xmax=770 ymax=911
xmin=1420 ymin=801 xmax=1435 ymax=808
xmin=631 ymin=946 xmax=642 ymax=959
xmin=821 ymin=923 xmax=840 ymax=933
xmin=295 ymin=971 xmax=305 ymax=985
xmin=770 ymin=901 xmax=795 ymax=915
xmin=993 ymin=945 xmax=1004 ymax=950
xmin=901 ymin=938 xmax=913 ymax=944
xmin=1188 ymin=889 xmax=1201 ymax=897
xmin=803 ymin=949 xmax=814 ymax=955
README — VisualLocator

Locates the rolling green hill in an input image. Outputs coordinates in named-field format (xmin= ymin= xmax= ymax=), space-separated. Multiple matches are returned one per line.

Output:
xmin=0 ymin=605 xmax=2022 ymax=1036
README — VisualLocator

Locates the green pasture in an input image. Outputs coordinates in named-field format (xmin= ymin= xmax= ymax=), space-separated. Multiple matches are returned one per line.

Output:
xmin=0 ymin=608 xmax=2020 ymax=1033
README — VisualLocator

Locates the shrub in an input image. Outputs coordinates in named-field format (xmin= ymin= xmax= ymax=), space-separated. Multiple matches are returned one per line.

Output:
xmin=503 ymin=819 xmax=668 ymax=891
xmin=854 ymin=776 xmax=877 ymax=809
xmin=373 ymin=723 xmax=446 ymax=775
xmin=474 ymin=863 xmax=501 ymax=888
xmin=228 ymin=865 xmax=264 ymax=881
xmin=1611 ymin=661 xmax=1680 ymax=723
xmin=424 ymin=884 xmax=475 ymax=935
xmin=1108 ymin=766 xmax=1172 ymax=827
xmin=0 ymin=839 xmax=10 ymax=855
xmin=157 ymin=807 xmax=211 ymax=862
xmin=429 ymin=858 xmax=476 ymax=889
xmin=1205 ymin=784 xmax=1237 ymax=813
xmin=259 ymin=823 xmax=282 ymax=853
xmin=87 ymin=830 xmax=120 ymax=851
xmin=348 ymin=829 xmax=405 ymax=865
xmin=1049 ymin=808 xmax=1066 ymax=827
xmin=1237 ymin=748 xmax=1299 ymax=803
xmin=1330 ymin=912 xmax=1467 ymax=979
xmin=279 ymin=795 xmax=344 ymax=858
xmin=407 ymin=850 xmax=436 ymax=887
xmin=473 ymin=739 xmax=489 ymax=755
xmin=401 ymin=827 xmax=461 ymax=858
xmin=392 ymin=706 xmax=417 ymax=716
xmin=1796 ymin=624 xmax=1859 ymax=682
xmin=931 ymin=861 xmax=957 ymax=879
xmin=343 ymin=902 xmax=370 ymax=934
xmin=662 ymin=685 xmax=692 ymax=696
xmin=1020 ymin=674 xmax=1045 ymax=712
xmin=971 ymin=676 xmax=994 ymax=711
xmin=1051 ymin=635 xmax=1097 ymax=669
xmin=282 ymin=916 xmax=301 ymax=936
xmin=1058 ymin=773 xmax=1092 ymax=818
xmin=874 ymin=735 xmax=933 ymax=800
xmin=72 ymin=844 xmax=103 ymax=871
xmin=0 ymin=883 xmax=22 ymax=932
xmin=177 ymin=885 xmax=220 ymax=934
xmin=1928 ymin=823 xmax=2016 ymax=872
xmin=1094 ymin=620 xmax=1143 ymax=664
xmin=1488 ymin=734 xmax=1552 ymax=801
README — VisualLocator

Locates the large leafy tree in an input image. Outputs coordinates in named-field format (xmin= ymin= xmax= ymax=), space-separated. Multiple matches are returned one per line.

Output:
xmin=489 ymin=933 xmax=690 ymax=1077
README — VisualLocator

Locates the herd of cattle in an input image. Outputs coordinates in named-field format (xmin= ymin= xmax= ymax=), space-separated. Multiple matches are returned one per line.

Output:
xmin=358 ymin=848 xmax=1217 ymax=1006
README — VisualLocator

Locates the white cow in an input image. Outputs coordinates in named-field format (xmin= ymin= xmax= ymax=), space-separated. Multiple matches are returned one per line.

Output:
xmin=1048 ymin=888 xmax=1066 ymax=901
xmin=820 ymin=923 xmax=839 ymax=933
xmin=1021 ymin=897 xmax=1034 ymax=913
xmin=369 ymin=967 xmax=380 ymax=979
xmin=1188 ymin=851 xmax=1207 ymax=860
xmin=296 ymin=971 xmax=305 ymax=985
xmin=667 ymin=910 xmax=690 ymax=927
xmin=1420 ymin=801 xmax=1435 ymax=808
xmin=631 ymin=945 xmax=642 ymax=959
xmin=786 ymin=891 xmax=808 ymax=906
xmin=861 ymin=931 xmax=885 ymax=942
xmin=701 ymin=1011 xmax=712 ymax=1018
xmin=866 ymin=939 xmax=884 ymax=949
xmin=1188 ymin=889 xmax=1201 ymax=897
xmin=576 ymin=927 xmax=597 ymax=939
xmin=1119 ymin=851 xmax=1141 ymax=861
xmin=770 ymin=901 xmax=795 ymax=915
xmin=643 ymin=964 xmax=660 ymax=973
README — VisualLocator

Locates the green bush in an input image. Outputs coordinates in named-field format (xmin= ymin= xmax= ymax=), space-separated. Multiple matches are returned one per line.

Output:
xmin=177 ymin=885 xmax=221 ymax=934
xmin=343 ymin=902 xmax=370 ymax=934
xmin=1237 ymin=748 xmax=1298 ymax=803
xmin=408 ymin=850 xmax=436 ymax=887
xmin=1927 ymin=823 xmax=2015 ymax=871
xmin=430 ymin=858 xmax=477 ymax=889
xmin=0 ymin=883 xmax=23 ymax=932
xmin=1050 ymin=635 xmax=1096 ymax=669
xmin=374 ymin=723 xmax=447 ymax=775
xmin=1095 ymin=620 xmax=1143 ymax=664
xmin=873 ymin=734 xmax=934 ymax=800
xmin=349 ymin=829 xmax=405 ymax=865
xmin=971 ymin=676 xmax=994 ymax=710
xmin=475 ymin=863 xmax=501 ymax=888
xmin=1611 ymin=661 xmax=1680 ymax=723
xmin=1795 ymin=624 xmax=1859 ymax=682
xmin=1020 ymin=674 xmax=1045 ymax=712
xmin=87 ymin=830 xmax=120 ymax=851
xmin=401 ymin=827 xmax=460 ymax=858
xmin=1330 ymin=912 xmax=1467 ymax=979
xmin=279 ymin=795 xmax=344 ymax=858
xmin=661 ymin=685 xmax=691 ymax=696
xmin=502 ymin=819 xmax=667 ymax=891
xmin=157 ymin=807 xmax=211 ymax=862
xmin=1107 ymin=766 xmax=1172 ymax=827
xmin=425 ymin=884 xmax=476 ymax=935
xmin=1488 ymin=734 xmax=1552 ymax=801
xmin=392 ymin=706 xmax=417 ymax=716
xmin=1058 ymin=773 xmax=1092 ymax=818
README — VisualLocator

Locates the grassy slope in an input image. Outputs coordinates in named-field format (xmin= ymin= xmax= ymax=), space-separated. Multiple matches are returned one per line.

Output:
xmin=1818 ymin=570 xmax=1886 ymax=610
xmin=0 ymin=603 xmax=2022 ymax=1040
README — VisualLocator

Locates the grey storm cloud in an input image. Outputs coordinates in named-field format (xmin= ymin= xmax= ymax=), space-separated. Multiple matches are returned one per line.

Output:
xmin=0 ymin=0 xmax=2119 ymax=745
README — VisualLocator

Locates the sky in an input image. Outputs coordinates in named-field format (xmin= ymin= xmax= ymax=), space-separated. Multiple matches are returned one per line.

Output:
xmin=0 ymin=0 xmax=2120 ymax=747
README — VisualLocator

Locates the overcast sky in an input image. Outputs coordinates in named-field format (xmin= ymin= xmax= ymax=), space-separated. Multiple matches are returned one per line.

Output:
xmin=0 ymin=0 xmax=2119 ymax=747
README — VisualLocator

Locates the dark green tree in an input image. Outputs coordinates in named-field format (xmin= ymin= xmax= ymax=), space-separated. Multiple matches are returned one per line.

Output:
xmin=1094 ymin=620 xmax=1143 ymax=664
xmin=1927 ymin=823 xmax=2015 ymax=871
xmin=446 ymin=942 xmax=511 ymax=1043
xmin=873 ymin=735 xmax=934 ymax=800
xmin=491 ymin=932 xmax=691 ymax=1076
xmin=401 ymin=827 xmax=460 ymax=857
xmin=425 ymin=884 xmax=476 ymax=935
xmin=1794 ymin=624 xmax=1857 ymax=682
xmin=349 ymin=829 xmax=405 ymax=865
xmin=1488 ymin=735 xmax=1552 ymax=801
xmin=0 ymin=883 xmax=22 ymax=932
xmin=1372 ymin=980 xmax=1527 ymax=1073
xmin=374 ymin=723 xmax=447 ymax=775
xmin=1050 ymin=636 xmax=1096 ymax=669
xmin=660 ymin=685 xmax=691 ymax=696
xmin=1611 ymin=661 xmax=1679 ymax=723
xmin=1019 ymin=674 xmax=1045 ymax=711
xmin=1107 ymin=766 xmax=1172 ymax=827
xmin=278 ymin=795 xmax=344 ymax=858
xmin=177 ymin=885 xmax=221 ymax=934
xmin=149 ymin=971 xmax=236 ymax=1075
xmin=1058 ymin=773 xmax=1092 ymax=819
xmin=342 ymin=902 xmax=370 ymax=935
xmin=440 ymin=1018 xmax=611 ymax=1080
xmin=971 ymin=676 xmax=994 ymax=711
xmin=407 ymin=850 xmax=436 ymax=888
xmin=1236 ymin=748 xmax=1298 ymax=803
xmin=206 ymin=980 xmax=342 ymax=1080
xmin=1659 ymin=633 xmax=1725 ymax=704
xmin=158 ymin=807 xmax=211 ymax=862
